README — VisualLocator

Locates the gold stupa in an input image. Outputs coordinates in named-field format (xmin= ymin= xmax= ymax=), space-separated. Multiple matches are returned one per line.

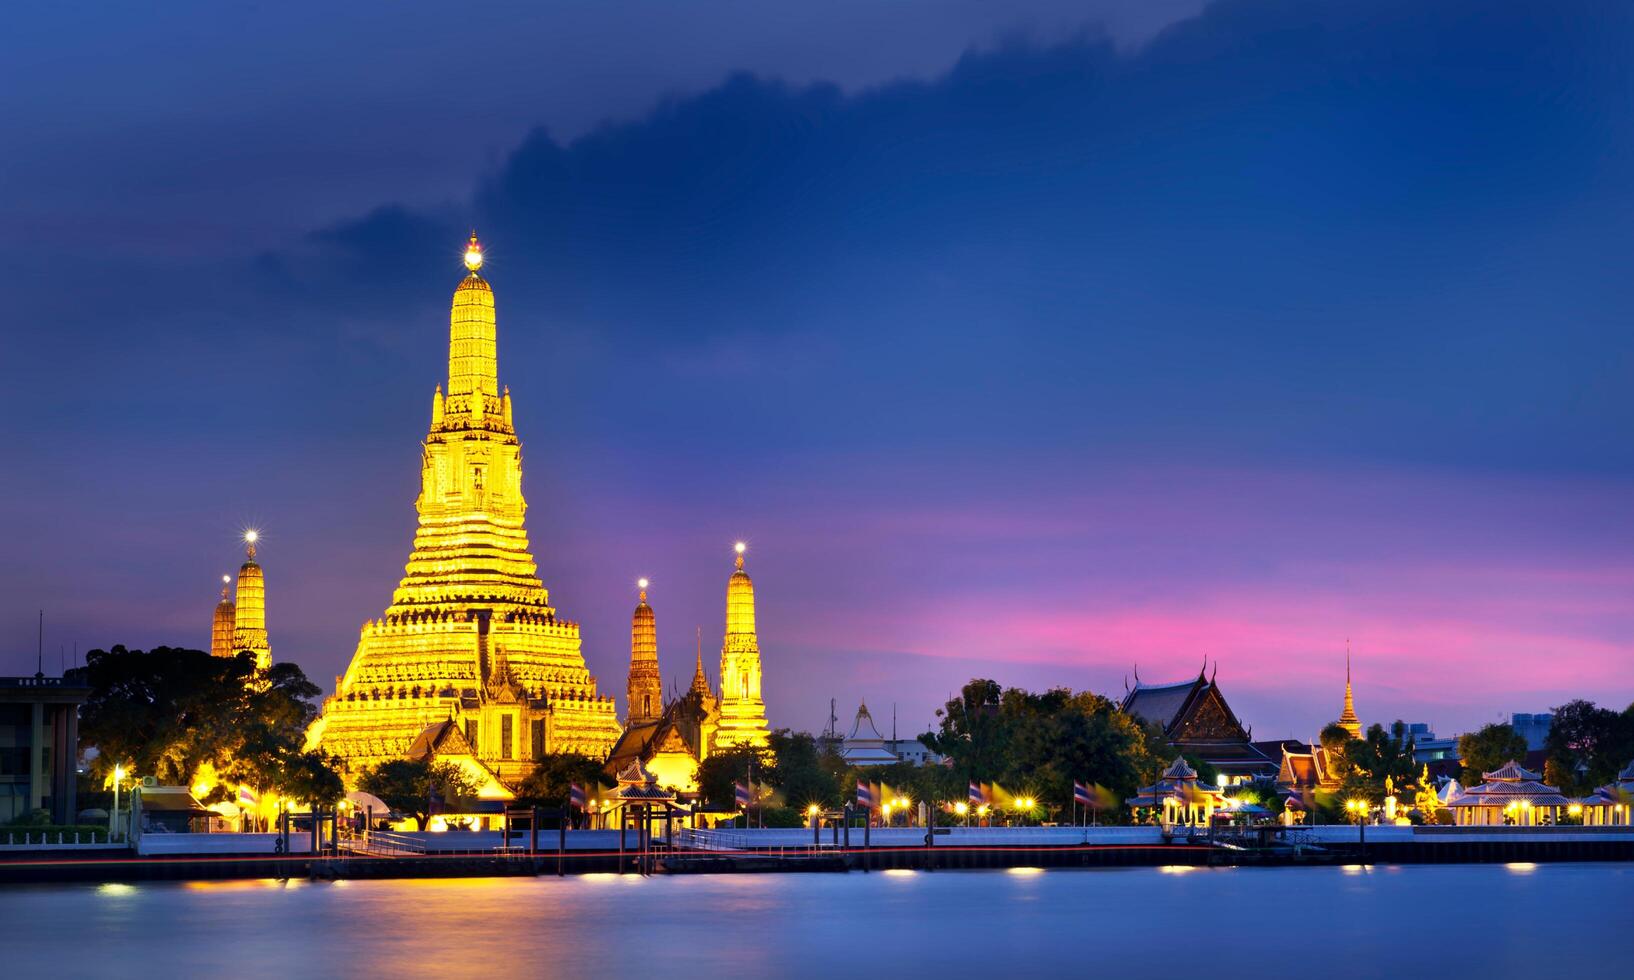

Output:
xmin=308 ymin=236 xmax=621 ymax=789
xmin=210 ymin=575 xmax=236 ymax=659
xmin=231 ymin=532 xmax=272 ymax=671
xmin=715 ymin=543 xmax=769 ymax=749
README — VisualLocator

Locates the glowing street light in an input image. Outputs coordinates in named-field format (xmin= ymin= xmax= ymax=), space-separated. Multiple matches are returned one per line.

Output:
xmin=111 ymin=764 xmax=126 ymax=841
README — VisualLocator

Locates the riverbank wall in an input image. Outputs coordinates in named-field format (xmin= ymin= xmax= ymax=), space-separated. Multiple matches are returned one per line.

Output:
xmin=3 ymin=826 xmax=1629 ymax=883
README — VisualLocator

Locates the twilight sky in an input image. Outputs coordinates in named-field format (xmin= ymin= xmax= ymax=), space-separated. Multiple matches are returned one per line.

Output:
xmin=3 ymin=0 xmax=1630 ymax=740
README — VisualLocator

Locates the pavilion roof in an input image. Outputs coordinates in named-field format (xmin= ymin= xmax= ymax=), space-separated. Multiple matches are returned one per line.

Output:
xmin=1448 ymin=777 xmax=1570 ymax=808
xmin=1619 ymin=760 xmax=1634 ymax=782
xmin=1162 ymin=755 xmax=1198 ymax=780
xmin=1482 ymin=760 xmax=1541 ymax=782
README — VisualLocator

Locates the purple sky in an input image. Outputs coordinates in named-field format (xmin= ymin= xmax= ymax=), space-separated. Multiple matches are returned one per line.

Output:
xmin=2 ymin=0 xmax=1630 ymax=740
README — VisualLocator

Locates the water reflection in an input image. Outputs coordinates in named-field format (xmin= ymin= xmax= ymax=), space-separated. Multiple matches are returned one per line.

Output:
xmin=3 ymin=865 xmax=1625 ymax=978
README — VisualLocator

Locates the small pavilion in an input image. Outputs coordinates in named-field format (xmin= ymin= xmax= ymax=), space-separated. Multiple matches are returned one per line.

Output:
xmin=1446 ymin=761 xmax=1571 ymax=826
xmin=1578 ymin=760 xmax=1634 ymax=826
xmin=1127 ymin=756 xmax=1225 ymax=827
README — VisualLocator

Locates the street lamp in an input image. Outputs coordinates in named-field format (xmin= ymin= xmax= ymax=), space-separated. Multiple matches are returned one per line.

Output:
xmin=111 ymin=764 xmax=125 ymax=842
xmin=1345 ymin=798 xmax=1369 ymax=863
xmin=954 ymin=801 xmax=969 ymax=827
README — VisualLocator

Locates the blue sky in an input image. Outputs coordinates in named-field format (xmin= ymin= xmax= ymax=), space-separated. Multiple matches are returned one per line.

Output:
xmin=2 ymin=0 xmax=1630 ymax=738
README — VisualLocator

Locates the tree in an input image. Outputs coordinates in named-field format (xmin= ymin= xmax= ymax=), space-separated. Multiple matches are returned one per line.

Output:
xmin=1341 ymin=721 xmax=1417 ymax=800
xmin=696 ymin=745 xmax=772 ymax=810
xmin=516 ymin=753 xmax=610 ymax=808
xmin=72 ymin=645 xmax=332 ymax=803
xmin=1545 ymin=699 xmax=1633 ymax=794
xmin=277 ymin=751 xmax=346 ymax=807
xmin=358 ymin=759 xmax=481 ymax=830
xmin=1458 ymin=723 xmax=1528 ymax=786
xmin=921 ymin=679 xmax=1159 ymax=822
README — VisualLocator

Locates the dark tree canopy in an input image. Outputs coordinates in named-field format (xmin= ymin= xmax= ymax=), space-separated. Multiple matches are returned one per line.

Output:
xmin=1457 ymin=723 xmax=1530 ymax=786
xmin=72 ymin=645 xmax=339 ymax=804
xmin=358 ymin=759 xmax=481 ymax=830
xmin=516 ymin=753 xmax=611 ymax=808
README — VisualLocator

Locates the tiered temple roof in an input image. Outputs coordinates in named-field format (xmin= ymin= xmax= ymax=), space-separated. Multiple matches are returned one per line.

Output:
xmin=1120 ymin=667 xmax=1275 ymax=780
xmin=308 ymin=237 xmax=621 ymax=787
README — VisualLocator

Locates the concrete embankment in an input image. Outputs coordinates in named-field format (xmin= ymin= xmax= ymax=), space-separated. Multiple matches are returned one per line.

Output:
xmin=2 ymin=826 xmax=1629 ymax=883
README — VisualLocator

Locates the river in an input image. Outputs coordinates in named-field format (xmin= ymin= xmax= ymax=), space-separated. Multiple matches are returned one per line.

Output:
xmin=3 ymin=863 xmax=1627 ymax=977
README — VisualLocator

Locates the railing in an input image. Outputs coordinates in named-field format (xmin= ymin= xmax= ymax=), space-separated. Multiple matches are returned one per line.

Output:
xmin=347 ymin=828 xmax=426 ymax=856
xmin=1 ymin=830 xmax=114 ymax=847
xmin=673 ymin=827 xmax=750 ymax=851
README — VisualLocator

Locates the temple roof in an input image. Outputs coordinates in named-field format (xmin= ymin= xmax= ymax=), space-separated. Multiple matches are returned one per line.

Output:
xmin=1619 ymin=760 xmax=1634 ymax=782
xmin=848 ymin=702 xmax=885 ymax=742
xmin=1121 ymin=679 xmax=1199 ymax=731
xmin=1483 ymin=760 xmax=1542 ymax=782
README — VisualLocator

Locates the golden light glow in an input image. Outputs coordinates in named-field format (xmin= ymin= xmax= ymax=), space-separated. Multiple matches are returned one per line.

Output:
xmin=1568 ymin=803 xmax=1583 ymax=815
xmin=1007 ymin=866 xmax=1044 ymax=876
xmin=307 ymin=236 xmax=622 ymax=789
xmin=638 ymin=577 xmax=649 ymax=590
xmin=222 ymin=574 xmax=230 ymax=584
xmin=734 ymin=541 xmax=746 ymax=554
xmin=806 ymin=803 xmax=820 ymax=817
xmin=244 ymin=530 xmax=258 ymax=544
xmin=954 ymin=801 xmax=968 ymax=815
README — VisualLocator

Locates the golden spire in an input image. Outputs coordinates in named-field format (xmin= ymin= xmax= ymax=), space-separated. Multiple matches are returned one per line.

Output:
xmin=232 ymin=531 xmax=271 ymax=671
xmin=1337 ymin=641 xmax=1362 ymax=738
xmin=717 ymin=541 xmax=769 ymax=749
xmin=627 ymin=578 xmax=661 ymax=725
xmin=447 ymin=232 xmax=497 ymax=403
xmin=210 ymin=574 xmax=236 ymax=659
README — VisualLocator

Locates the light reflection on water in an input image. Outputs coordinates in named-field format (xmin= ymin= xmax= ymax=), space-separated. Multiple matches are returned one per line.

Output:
xmin=5 ymin=864 xmax=1629 ymax=978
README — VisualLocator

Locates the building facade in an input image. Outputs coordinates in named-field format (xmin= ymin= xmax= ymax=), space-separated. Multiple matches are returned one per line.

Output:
xmin=0 ymin=675 xmax=89 ymax=825
xmin=307 ymin=237 xmax=621 ymax=792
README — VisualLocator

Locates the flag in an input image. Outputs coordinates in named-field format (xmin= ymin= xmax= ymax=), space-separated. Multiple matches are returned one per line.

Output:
xmin=1073 ymin=781 xmax=1093 ymax=806
xmin=237 ymin=785 xmax=258 ymax=807
xmin=968 ymin=781 xmax=985 ymax=805
xmin=856 ymin=781 xmax=875 ymax=809
xmin=569 ymin=783 xmax=587 ymax=809
xmin=735 ymin=781 xmax=752 ymax=808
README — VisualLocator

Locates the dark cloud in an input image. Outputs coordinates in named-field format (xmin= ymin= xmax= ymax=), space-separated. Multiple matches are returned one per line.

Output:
xmin=4 ymin=1 xmax=1631 ymax=732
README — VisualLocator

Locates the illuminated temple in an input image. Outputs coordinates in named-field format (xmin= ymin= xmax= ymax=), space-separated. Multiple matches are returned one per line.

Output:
xmin=208 ymin=531 xmax=272 ymax=671
xmin=307 ymin=236 xmax=622 ymax=792
xmin=605 ymin=546 xmax=772 ymax=791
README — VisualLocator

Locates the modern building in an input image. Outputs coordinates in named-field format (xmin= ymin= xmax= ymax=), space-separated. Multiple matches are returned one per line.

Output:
xmin=1120 ymin=666 xmax=1276 ymax=785
xmin=1397 ymin=722 xmax=1459 ymax=763
xmin=887 ymin=738 xmax=943 ymax=766
xmin=307 ymin=236 xmax=623 ymax=789
xmin=0 ymin=674 xmax=90 ymax=824
xmin=1510 ymin=712 xmax=1553 ymax=752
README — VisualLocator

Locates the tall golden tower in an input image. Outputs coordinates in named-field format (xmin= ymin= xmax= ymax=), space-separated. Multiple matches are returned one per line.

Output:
xmin=210 ymin=574 xmax=236 ymax=658
xmin=1337 ymin=647 xmax=1362 ymax=739
xmin=715 ymin=542 xmax=770 ymax=749
xmin=231 ymin=532 xmax=271 ymax=671
xmin=308 ymin=235 xmax=621 ymax=789
xmin=627 ymin=579 xmax=661 ymax=726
